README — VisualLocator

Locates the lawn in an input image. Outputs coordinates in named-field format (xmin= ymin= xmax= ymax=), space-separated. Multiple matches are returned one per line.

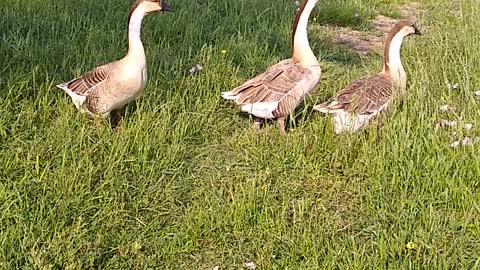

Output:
xmin=1 ymin=0 xmax=479 ymax=268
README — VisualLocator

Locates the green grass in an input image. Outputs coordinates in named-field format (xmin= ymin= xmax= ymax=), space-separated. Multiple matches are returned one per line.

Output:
xmin=1 ymin=0 xmax=480 ymax=268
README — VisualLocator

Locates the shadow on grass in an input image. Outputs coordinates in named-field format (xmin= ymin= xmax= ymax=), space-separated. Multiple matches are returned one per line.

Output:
xmin=312 ymin=0 xmax=373 ymax=30
xmin=318 ymin=39 xmax=365 ymax=67
xmin=233 ymin=103 xmax=327 ymax=134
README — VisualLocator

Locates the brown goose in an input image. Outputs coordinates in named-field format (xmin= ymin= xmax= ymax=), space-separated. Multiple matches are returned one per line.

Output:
xmin=222 ymin=0 xmax=321 ymax=134
xmin=56 ymin=0 xmax=173 ymax=127
xmin=313 ymin=20 xmax=421 ymax=134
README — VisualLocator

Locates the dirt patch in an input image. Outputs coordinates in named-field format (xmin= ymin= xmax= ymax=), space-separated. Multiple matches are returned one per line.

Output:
xmin=330 ymin=27 xmax=384 ymax=55
xmin=372 ymin=15 xmax=399 ymax=34
xmin=398 ymin=2 xmax=424 ymax=20
xmin=328 ymin=2 xmax=424 ymax=55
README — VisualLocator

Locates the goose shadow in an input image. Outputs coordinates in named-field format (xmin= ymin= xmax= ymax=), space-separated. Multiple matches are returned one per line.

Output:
xmin=233 ymin=101 xmax=327 ymax=134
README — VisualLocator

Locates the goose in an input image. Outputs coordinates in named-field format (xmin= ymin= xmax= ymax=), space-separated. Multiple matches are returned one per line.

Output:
xmin=313 ymin=20 xmax=421 ymax=134
xmin=56 ymin=0 xmax=173 ymax=128
xmin=221 ymin=0 xmax=321 ymax=134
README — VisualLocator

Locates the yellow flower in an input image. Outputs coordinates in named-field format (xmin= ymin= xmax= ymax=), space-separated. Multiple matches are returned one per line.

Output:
xmin=221 ymin=50 xmax=227 ymax=54
xmin=313 ymin=17 xmax=317 ymax=22
xmin=406 ymin=242 xmax=417 ymax=250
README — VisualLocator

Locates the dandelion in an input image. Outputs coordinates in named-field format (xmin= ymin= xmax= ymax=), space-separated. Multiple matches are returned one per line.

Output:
xmin=313 ymin=17 xmax=317 ymax=22
xmin=406 ymin=242 xmax=417 ymax=250
xmin=221 ymin=49 xmax=227 ymax=54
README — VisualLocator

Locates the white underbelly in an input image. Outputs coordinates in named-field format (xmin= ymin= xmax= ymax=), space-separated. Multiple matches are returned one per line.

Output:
xmin=241 ymin=101 xmax=279 ymax=119
xmin=332 ymin=103 xmax=389 ymax=133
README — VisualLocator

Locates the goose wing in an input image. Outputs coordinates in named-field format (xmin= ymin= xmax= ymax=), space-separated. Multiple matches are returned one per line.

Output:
xmin=57 ymin=65 xmax=110 ymax=96
xmin=222 ymin=59 xmax=307 ymax=118
xmin=315 ymin=74 xmax=392 ymax=115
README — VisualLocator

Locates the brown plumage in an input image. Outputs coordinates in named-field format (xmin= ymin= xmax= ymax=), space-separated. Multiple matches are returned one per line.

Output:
xmin=56 ymin=0 xmax=172 ymax=129
xmin=314 ymin=20 xmax=421 ymax=134
xmin=227 ymin=60 xmax=309 ymax=118
xmin=323 ymin=74 xmax=393 ymax=115
xmin=222 ymin=0 xmax=321 ymax=134
xmin=62 ymin=65 xmax=110 ymax=96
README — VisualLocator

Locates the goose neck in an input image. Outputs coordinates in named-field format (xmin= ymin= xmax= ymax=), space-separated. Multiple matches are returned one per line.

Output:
xmin=383 ymin=31 xmax=406 ymax=80
xmin=292 ymin=0 xmax=318 ymax=67
xmin=127 ymin=7 xmax=146 ymax=58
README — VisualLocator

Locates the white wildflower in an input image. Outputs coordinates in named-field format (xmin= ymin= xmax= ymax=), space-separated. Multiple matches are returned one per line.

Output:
xmin=439 ymin=105 xmax=449 ymax=112
xmin=446 ymin=81 xmax=459 ymax=90
xmin=440 ymin=119 xmax=457 ymax=127
xmin=188 ymin=64 xmax=204 ymax=75
xmin=474 ymin=91 xmax=480 ymax=100
xmin=450 ymin=140 xmax=460 ymax=148
xmin=462 ymin=137 xmax=472 ymax=146
xmin=243 ymin=261 xmax=256 ymax=270
xmin=465 ymin=124 xmax=473 ymax=130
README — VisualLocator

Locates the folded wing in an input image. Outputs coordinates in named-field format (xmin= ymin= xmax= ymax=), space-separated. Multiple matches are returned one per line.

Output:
xmin=315 ymin=74 xmax=392 ymax=115
xmin=57 ymin=65 xmax=110 ymax=96
xmin=222 ymin=59 xmax=307 ymax=118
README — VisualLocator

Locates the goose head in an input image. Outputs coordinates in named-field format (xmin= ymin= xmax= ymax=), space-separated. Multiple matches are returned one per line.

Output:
xmin=390 ymin=20 xmax=422 ymax=38
xmin=382 ymin=20 xmax=421 ymax=86
xmin=126 ymin=0 xmax=173 ymax=54
xmin=383 ymin=20 xmax=421 ymax=70
xmin=129 ymin=0 xmax=173 ymax=19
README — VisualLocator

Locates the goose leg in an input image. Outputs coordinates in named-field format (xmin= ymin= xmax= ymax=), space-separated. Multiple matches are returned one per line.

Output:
xmin=110 ymin=107 xmax=125 ymax=130
xmin=376 ymin=121 xmax=385 ymax=139
xmin=251 ymin=117 xmax=263 ymax=131
xmin=277 ymin=117 xmax=286 ymax=135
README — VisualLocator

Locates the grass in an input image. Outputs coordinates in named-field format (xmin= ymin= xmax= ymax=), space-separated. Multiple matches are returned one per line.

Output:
xmin=1 ymin=0 xmax=480 ymax=268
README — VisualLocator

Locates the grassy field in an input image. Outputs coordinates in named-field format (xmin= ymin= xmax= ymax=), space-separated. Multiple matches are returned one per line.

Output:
xmin=1 ymin=0 xmax=480 ymax=268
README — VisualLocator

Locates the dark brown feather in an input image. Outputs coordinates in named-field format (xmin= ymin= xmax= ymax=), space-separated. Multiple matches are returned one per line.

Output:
xmin=66 ymin=65 xmax=109 ymax=96
xmin=330 ymin=74 xmax=393 ymax=115
xmin=230 ymin=60 xmax=307 ymax=118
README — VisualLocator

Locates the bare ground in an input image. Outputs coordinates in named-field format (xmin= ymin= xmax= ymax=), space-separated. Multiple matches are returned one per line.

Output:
xmin=321 ymin=2 xmax=424 ymax=55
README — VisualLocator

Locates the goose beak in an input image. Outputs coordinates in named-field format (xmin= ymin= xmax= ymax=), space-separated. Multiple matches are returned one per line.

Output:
xmin=161 ymin=1 xmax=173 ymax=12
xmin=413 ymin=25 xmax=422 ymax=35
